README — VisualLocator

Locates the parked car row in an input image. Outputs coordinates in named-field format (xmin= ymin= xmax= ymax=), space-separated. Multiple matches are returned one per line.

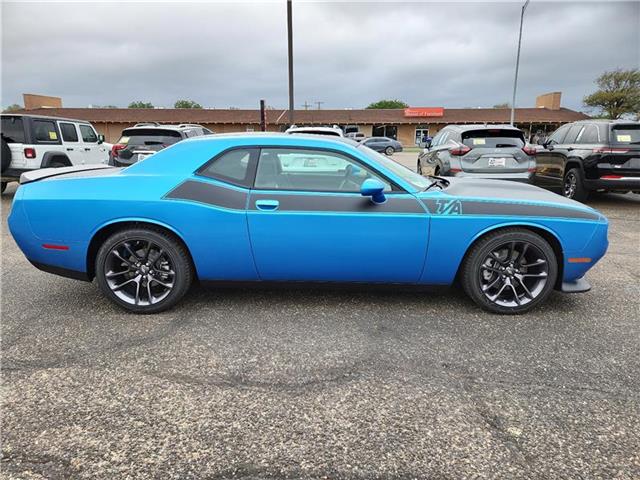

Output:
xmin=416 ymin=120 xmax=640 ymax=202
xmin=0 ymin=114 xmax=213 ymax=193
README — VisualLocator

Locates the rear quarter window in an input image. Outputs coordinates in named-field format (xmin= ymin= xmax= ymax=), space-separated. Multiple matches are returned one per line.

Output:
xmin=461 ymin=129 xmax=524 ymax=148
xmin=33 ymin=119 xmax=60 ymax=143
xmin=1 ymin=116 xmax=26 ymax=143
xmin=610 ymin=124 xmax=640 ymax=145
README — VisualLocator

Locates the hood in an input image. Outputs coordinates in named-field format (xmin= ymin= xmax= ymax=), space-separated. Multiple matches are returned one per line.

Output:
xmin=419 ymin=178 xmax=604 ymax=221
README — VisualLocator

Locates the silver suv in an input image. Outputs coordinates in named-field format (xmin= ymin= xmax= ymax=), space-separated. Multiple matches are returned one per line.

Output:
xmin=417 ymin=124 xmax=537 ymax=183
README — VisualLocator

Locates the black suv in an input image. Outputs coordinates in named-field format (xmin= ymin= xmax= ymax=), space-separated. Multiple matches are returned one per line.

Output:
xmin=535 ymin=120 xmax=640 ymax=201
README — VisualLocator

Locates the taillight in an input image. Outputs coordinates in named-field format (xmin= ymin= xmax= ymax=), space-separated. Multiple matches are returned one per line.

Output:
xmin=601 ymin=175 xmax=623 ymax=180
xmin=450 ymin=168 xmax=462 ymax=173
xmin=449 ymin=145 xmax=471 ymax=156
xmin=24 ymin=147 xmax=36 ymax=159
xmin=522 ymin=145 xmax=537 ymax=156
xmin=593 ymin=147 xmax=630 ymax=154
xmin=111 ymin=144 xmax=126 ymax=157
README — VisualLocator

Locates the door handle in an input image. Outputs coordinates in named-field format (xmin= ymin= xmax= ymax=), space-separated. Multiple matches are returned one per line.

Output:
xmin=66 ymin=148 xmax=74 ymax=151
xmin=255 ymin=199 xmax=279 ymax=211
xmin=84 ymin=147 xmax=91 ymax=151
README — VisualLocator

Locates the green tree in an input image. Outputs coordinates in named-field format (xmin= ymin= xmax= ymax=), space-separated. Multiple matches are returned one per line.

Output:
xmin=2 ymin=104 xmax=22 ymax=112
xmin=174 ymin=99 xmax=203 ymax=109
xmin=366 ymin=99 xmax=409 ymax=109
xmin=128 ymin=101 xmax=154 ymax=109
xmin=583 ymin=69 xmax=640 ymax=119
xmin=493 ymin=102 xmax=511 ymax=109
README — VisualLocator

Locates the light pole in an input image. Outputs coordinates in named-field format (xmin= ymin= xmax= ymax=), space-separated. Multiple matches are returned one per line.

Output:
xmin=287 ymin=0 xmax=294 ymax=126
xmin=510 ymin=0 xmax=530 ymax=126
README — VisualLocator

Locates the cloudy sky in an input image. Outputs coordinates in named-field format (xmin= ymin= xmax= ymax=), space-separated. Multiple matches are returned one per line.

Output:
xmin=1 ymin=1 xmax=638 ymax=111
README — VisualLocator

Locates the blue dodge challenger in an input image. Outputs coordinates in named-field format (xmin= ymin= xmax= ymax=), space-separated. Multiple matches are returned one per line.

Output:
xmin=8 ymin=134 xmax=608 ymax=314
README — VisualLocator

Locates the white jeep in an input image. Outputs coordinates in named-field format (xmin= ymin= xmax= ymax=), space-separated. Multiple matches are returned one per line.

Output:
xmin=1 ymin=114 xmax=111 ymax=193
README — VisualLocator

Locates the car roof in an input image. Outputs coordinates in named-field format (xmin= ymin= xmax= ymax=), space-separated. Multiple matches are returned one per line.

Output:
xmin=0 ymin=113 xmax=94 ymax=124
xmin=123 ymin=123 xmax=205 ymax=132
xmin=445 ymin=124 xmax=523 ymax=132
xmin=182 ymin=132 xmax=360 ymax=147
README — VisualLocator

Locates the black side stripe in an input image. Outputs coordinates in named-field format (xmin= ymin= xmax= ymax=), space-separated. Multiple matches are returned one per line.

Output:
xmin=249 ymin=193 xmax=426 ymax=214
xmin=422 ymin=199 xmax=600 ymax=220
xmin=165 ymin=180 xmax=247 ymax=210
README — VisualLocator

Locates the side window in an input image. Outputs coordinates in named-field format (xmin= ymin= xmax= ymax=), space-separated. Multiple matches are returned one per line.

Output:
xmin=33 ymin=120 xmax=59 ymax=143
xmin=79 ymin=124 xmax=98 ymax=143
xmin=578 ymin=125 xmax=599 ymax=144
xmin=547 ymin=124 xmax=570 ymax=145
xmin=59 ymin=122 xmax=79 ymax=142
xmin=198 ymin=148 xmax=257 ymax=188
xmin=438 ymin=132 xmax=450 ymax=146
xmin=564 ymin=124 xmax=584 ymax=144
xmin=254 ymin=148 xmax=392 ymax=193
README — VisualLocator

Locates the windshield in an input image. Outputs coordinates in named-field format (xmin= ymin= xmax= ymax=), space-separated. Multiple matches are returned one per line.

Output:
xmin=359 ymin=145 xmax=432 ymax=190
xmin=120 ymin=128 xmax=182 ymax=146
xmin=611 ymin=125 xmax=640 ymax=145
xmin=461 ymin=129 xmax=525 ymax=148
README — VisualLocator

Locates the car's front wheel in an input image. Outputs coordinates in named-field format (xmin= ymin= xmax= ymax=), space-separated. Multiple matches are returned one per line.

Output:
xmin=95 ymin=227 xmax=193 ymax=313
xmin=461 ymin=229 xmax=558 ymax=314
xmin=385 ymin=146 xmax=395 ymax=155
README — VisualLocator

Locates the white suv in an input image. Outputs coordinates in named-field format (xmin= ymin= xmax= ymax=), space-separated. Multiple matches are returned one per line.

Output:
xmin=1 ymin=114 xmax=111 ymax=193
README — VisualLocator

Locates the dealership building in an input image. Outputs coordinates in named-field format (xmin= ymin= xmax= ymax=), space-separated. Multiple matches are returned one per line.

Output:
xmin=19 ymin=92 xmax=588 ymax=145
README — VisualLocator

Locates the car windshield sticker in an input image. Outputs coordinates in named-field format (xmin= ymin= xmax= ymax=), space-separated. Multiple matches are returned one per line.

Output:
xmin=473 ymin=138 xmax=486 ymax=145
xmin=616 ymin=134 xmax=631 ymax=142
xmin=49 ymin=131 xmax=58 ymax=140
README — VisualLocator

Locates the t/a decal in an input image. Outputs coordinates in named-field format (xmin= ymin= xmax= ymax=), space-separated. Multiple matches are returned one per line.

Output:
xmin=435 ymin=199 xmax=462 ymax=215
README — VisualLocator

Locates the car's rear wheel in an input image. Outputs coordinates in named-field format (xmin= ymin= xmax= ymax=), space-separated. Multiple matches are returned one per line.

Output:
xmin=462 ymin=229 xmax=558 ymax=314
xmin=385 ymin=146 xmax=395 ymax=155
xmin=563 ymin=167 xmax=588 ymax=202
xmin=95 ymin=227 xmax=193 ymax=313
xmin=1 ymin=139 xmax=11 ymax=173
xmin=417 ymin=160 xmax=423 ymax=175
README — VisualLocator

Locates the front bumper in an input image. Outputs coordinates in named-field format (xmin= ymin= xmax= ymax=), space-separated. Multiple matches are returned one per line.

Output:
xmin=561 ymin=277 xmax=591 ymax=293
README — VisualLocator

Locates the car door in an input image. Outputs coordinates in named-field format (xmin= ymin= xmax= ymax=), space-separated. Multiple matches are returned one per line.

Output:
xmin=246 ymin=146 xmax=429 ymax=282
xmin=551 ymin=123 xmax=584 ymax=180
xmin=535 ymin=124 xmax=571 ymax=188
xmin=78 ymin=124 xmax=108 ymax=164
xmin=57 ymin=122 xmax=84 ymax=165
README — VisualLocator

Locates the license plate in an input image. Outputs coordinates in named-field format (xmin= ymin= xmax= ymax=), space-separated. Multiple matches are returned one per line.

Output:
xmin=487 ymin=158 xmax=506 ymax=167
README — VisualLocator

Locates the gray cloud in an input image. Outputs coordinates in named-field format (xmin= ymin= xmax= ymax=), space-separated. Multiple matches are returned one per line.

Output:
xmin=2 ymin=1 xmax=639 ymax=111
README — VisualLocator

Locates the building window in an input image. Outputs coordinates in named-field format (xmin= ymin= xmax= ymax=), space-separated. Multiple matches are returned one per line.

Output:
xmin=372 ymin=125 xmax=398 ymax=140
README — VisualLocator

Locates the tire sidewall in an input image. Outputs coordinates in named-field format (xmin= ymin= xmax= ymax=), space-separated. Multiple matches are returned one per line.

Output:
xmin=95 ymin=228 xmax=192 ymax=313
xmin=463 ymin=230 xmax=558 ymax=314
xmin=563 ymin=167 xmax=588 ymax=202
xmin=385 ymin=146 xmax=394 ymax=155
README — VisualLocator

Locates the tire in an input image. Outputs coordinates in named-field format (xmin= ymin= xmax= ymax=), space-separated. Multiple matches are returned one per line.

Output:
xmin=1 ymin=182 xmax=7 ymax=194
xmin=1 ymin=139 xmax=11 ymax=173
xmin=50 ymin=160 xmax=68 ymax=168
xmin=385 ymin=146 xmax=395 ymax=155
xmin=417 ymin=160 xmax=423 ymax=175
xmin=95 ymin=227 xmax=194 ymax=314
xmin=562 ymin=167 xmax=589 ymax=202
xmin=461 ymin=229 xmax=558 ymax=314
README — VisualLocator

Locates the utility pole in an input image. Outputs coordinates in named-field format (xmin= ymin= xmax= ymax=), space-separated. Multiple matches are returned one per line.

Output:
xmin=302 ymin=101 xmax=311 ymax=110
xmin=259 ymin=99 xmax=267 ymax=132
xmin=315 ymin=101 xmax=324 ymax=110
xmin=287 ymin=0 xmax=294 ymax=126
xmin=510 ymin=0 xmax=529 ymax=126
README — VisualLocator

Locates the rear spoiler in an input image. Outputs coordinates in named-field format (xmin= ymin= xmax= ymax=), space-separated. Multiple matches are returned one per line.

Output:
xmin=20 ymin=165 xmax=115 ymax=185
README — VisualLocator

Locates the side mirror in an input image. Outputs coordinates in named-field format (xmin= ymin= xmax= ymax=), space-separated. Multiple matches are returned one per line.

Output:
xmin=98 ymin=134 xmax=105 ymax=144
xmin=360 ymin=178 xmax=386 ymax=204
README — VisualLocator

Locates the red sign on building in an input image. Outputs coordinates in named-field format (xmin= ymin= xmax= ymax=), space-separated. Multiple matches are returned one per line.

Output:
xmin=403 ymin=107 xmax=444 ymax=118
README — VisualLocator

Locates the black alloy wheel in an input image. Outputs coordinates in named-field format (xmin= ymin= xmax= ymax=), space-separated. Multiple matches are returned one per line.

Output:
xmin=462 ymin=229 xmax=557 ymax=314
xmin=96 ymin=227 xmax=193 ymax=313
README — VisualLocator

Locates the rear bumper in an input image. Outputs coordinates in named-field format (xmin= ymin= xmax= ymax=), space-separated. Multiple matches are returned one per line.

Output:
xmin=452 ymin=171 xmax=534 ymax=183
xmin=561 ymin=277 xmax=591 ymax=293
xmin=584 ymin=177 xmax=640 ymax=192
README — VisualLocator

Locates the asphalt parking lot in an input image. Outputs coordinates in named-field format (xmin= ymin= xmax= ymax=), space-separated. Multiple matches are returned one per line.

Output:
xmin=2 ymin=155 xmax=639 ymax=479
